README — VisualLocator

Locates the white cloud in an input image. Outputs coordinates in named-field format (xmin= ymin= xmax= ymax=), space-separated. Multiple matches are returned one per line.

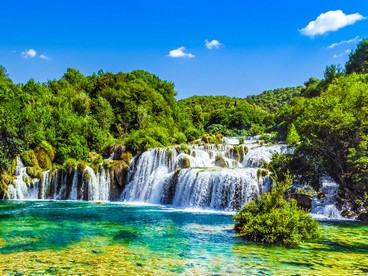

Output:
xmin=205 ymin=39 xmax=222 ymax=49
xmin=328 ymin=36 xmax=361 ymax=49
xmin=21 ymin=48 xmax=37 ymax=58
xmin=40 ymin=53 xmax=51 ymax=60
xmin=300 ymin=10 xmax=366 ymax=37
xmin=333 ymin=49 xmax=352 ymax=59
xmin=168 ymin=47 xmax=195 ymax=58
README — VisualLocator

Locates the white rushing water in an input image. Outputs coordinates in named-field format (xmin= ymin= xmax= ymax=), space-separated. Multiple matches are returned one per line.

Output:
xmin=312 ymin=176 xmax=342 ymax=219
xmin=6 ymin=158 xmax=34 ymax=199
xmin=6 ymin=138 xmax=293 ymax=211
xmin=121 ymin=140 xmax=281 ymax=211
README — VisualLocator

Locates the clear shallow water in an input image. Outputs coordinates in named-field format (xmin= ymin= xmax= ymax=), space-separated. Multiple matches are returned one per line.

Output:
xmin=0 ymin=201 xmax=367 ymax=275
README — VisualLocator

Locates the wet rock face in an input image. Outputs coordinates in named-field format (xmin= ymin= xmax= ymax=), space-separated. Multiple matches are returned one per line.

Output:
xmin=287 ymin=191 xmax=312 ymax=210
xmin=295 ymin=193 xmax=312 ymax=210
xmin=357 ymin=213 xmax=368 ymax=222
xmin=111 ymin=145 xmax=127 ymax=160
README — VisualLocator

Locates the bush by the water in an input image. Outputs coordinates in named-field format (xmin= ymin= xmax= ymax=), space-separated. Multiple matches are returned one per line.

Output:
xmin=233 ymin=175 xmax=321 ymax=245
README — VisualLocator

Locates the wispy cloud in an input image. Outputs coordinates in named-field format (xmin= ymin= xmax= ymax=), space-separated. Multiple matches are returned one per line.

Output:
xmin=300 ymin=10 xmax=366 ymax=37
xmin=205 ymin=39 xmax=222 ymax=49
xmin=328 ymin=36 xmax=361 ymax=49
xmin=21 ymin=49 xmax=37 ymax=58
xmin=333 ymin=49 xmax=352 ymax=59
xmin=168 ymin=47 xmax=195 ymax=58
xmin=40 ymin=53 xmax=52 ymax=60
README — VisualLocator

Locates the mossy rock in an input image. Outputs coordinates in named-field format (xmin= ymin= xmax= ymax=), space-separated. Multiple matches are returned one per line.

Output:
xmin=177 ymin=155 xmax=191 ymax=169
xmin=20 ymin=150 xmax=38 ymax=167
xmin=102 ymin=160 xmax=112 ymax=170
xmin=233 ymin=146 xmax=245 ymax=162
xmin=34 ymin=147 xmax=52 ymax=170
xmin=88 ymin=152 xmax=103 ymax=165
xmin=26 ymin=166 xmax=42 ymax=179
xmin=257 ymin=169 xmax=269 ymax=182
xmin=0 ymin=172 xmax=15 ymax=197
xmin=10 ymin=158 xmax=17 ymax=175
xmin=77 ymin=160 xmax=87 ymax=172
xmin=215 ymin=155 xmax=228 ymax=168
xmin=111 ymin=160 xmax=129 ymax=187
xmin=63 ymin=158 xmax=77 ymax=174
xmin=121 ymin=152 xmax=133 ymax=164
xmin=38 ymin=141 xmax=55 ymax=161
xmin=179 ymin=144 xmax=190 ymax=155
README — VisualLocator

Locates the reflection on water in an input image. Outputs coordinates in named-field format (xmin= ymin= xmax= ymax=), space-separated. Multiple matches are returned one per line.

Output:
xmin=0 ymin=200 xmax=367 ymax=275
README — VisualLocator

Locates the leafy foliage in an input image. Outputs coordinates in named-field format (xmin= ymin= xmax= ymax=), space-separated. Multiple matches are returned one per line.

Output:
xmin=234 ymin=175 xmax=321 ymax=245
xmin=346 ymin=39 xmax=368 ymax=74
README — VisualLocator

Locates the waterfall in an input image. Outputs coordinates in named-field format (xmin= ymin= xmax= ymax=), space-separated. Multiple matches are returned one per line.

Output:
xmin=68 ymin=168 xmax=79 ymax=200
xmin=312 ymin=177 xmax=342 ymax=219
xmin=6 ymin=138 xmax=292 ymax=212
xmin=6 ymin=158 xmax=33 ymax=199
xmin=121 ymin=140 xmax=278 ymax=211
xmin=172 ymin=168 xmax=260 ymax=211
xmin=84 ymin=166 xmax=110 ymax=201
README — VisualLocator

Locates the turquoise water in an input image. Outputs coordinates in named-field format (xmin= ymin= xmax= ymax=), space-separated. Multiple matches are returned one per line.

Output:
xmin=0 ymin=200 xmax=367 ymax=275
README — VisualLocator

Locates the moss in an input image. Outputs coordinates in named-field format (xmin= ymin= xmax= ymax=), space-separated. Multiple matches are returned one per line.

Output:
xmin=176 ymin=155 xmax=190 ymax=169
xmin=215 ymin=133 xmax=223 ymax=141
xmin=88 ymin=152 xmax=103 ymax=165
xmin=121 ymin=152 xmax=133 ymax=164
xmin=215 ymin=155 xmax=228 ymax=168
xmin=77 ymin=160 xmax=87 ymax=172
xmin=102 ymin=160 xmax=112 ymax=170
xmin=20 ymin=150 xmax=38 ymax=167
xmin=26 ymin=166 xmax=42 ymax=179
xmin=38 ymin=141 xmax=55 ymax=161
xmin=201 ymin=134 xmax=209 ymax=144
xmin=0 ymin=172 xmax=15 ymax=197
xmin=257 ymin=169 xmax=268 ymax=183
xmin=63 ymin=158 xmax=77 ymax=174
xmin=10 ymin=158 xmax=17 ymax=175
xmin=180 ymin=144 xmax=190 ymax=154
xmin=233 ymin=146 xmax=245 ymax=162
xmin=209 ymin=136 xmax=219 ymax=144
xmin=34 ymin=147 xmax=52 ymax=170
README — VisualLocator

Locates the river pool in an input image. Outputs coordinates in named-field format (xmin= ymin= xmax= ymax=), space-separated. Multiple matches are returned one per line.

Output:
xmin=0 ymin=200 xmax=367 ymax=275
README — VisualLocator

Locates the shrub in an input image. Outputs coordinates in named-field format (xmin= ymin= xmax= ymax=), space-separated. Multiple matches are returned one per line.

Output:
xmin=173 ymin=132 xmax=187 ymax=144
xmin=233 ymin=175 xmax=321 ymax=245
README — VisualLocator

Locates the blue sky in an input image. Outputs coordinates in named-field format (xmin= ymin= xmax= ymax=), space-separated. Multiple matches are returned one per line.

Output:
xmin=1 ymin=1 xmax=367 ymax=99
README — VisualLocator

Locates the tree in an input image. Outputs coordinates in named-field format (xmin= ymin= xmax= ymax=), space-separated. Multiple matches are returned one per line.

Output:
xmin=346 ymin=39 xmax=368 ymax=74
xmin=286 ymin=123 xmax=300 ymax=145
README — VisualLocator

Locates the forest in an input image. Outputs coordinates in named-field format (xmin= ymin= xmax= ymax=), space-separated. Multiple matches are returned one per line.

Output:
xmin=1 ymin=38 xmax=368 ymax=206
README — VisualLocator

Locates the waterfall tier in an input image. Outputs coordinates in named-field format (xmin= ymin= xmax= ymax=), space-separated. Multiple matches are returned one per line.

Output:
xmin=6 ymin=139 xmax=285 ymax=211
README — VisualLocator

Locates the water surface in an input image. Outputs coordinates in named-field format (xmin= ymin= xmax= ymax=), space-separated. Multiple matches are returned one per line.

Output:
xmin=0 ymin=200 xmax=367 ymax=275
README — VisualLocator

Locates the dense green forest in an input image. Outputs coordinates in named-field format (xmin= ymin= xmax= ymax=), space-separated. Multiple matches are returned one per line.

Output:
xmin=1 ymin=38 xmax=368 ymax=204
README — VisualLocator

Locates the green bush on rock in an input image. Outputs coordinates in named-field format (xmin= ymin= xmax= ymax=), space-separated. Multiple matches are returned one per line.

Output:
xmin=233 ymin=175 xmax=321 ymax=245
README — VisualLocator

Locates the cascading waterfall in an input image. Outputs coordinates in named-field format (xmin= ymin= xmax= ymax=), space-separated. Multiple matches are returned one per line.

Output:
xmin=121 ymin=140 xmax=281 ymax=211
xmin=6 ymin=158 xmax=34 ymax=200
xmin=312 ymin=177 xmax=342 ymax=219
xmin=5 ymin=138 xmax=301 ymax=212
